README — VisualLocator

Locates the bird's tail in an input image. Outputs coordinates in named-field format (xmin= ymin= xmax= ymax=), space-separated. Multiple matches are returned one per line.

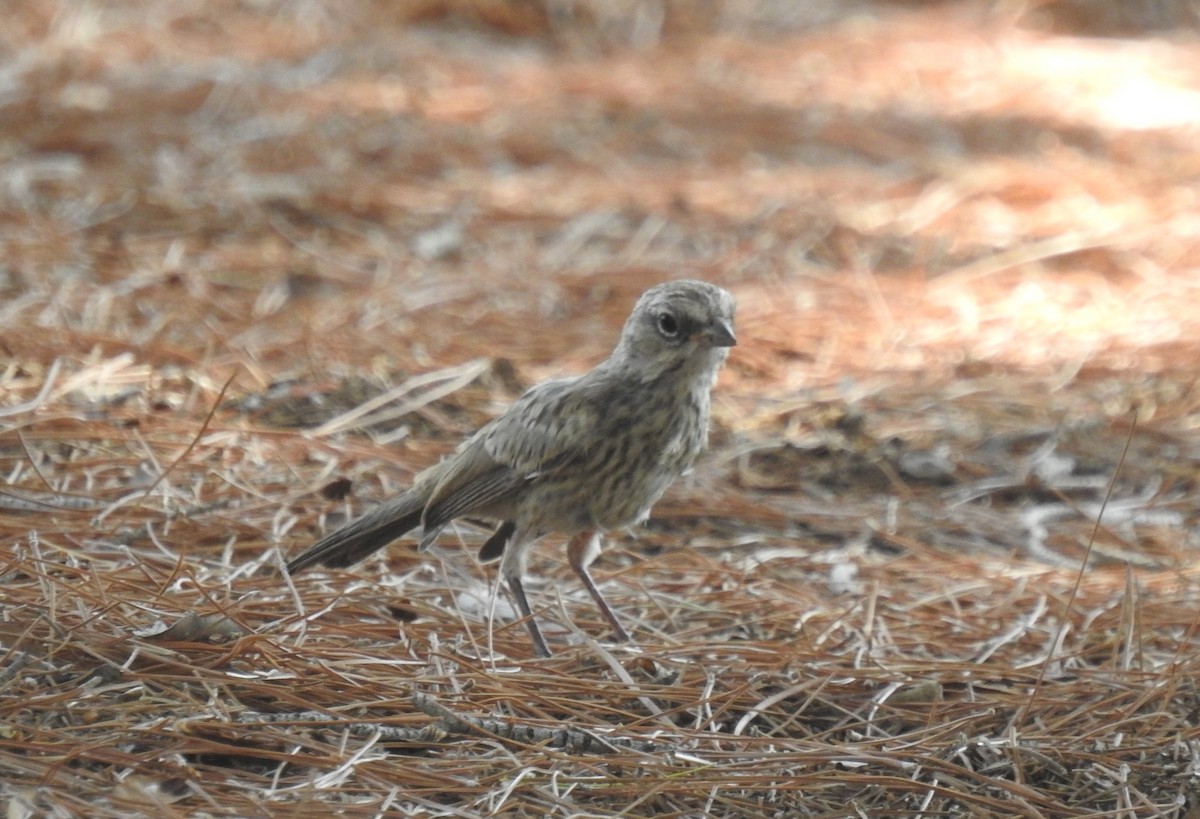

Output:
xmin=285 ymin=491 xmax=425 ymax=574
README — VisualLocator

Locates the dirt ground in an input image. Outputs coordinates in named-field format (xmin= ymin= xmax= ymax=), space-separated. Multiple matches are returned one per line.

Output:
xmin=4 ymin=1 xmax=1200 ymax=815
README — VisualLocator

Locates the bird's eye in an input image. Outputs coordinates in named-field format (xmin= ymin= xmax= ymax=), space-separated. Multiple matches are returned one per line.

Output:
xmin=656 ymin=312 xmax=680 ymax=338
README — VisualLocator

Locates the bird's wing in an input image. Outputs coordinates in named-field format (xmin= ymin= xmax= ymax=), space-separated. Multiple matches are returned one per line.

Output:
xmin=419 ymin=376 xmax=596 ymax=532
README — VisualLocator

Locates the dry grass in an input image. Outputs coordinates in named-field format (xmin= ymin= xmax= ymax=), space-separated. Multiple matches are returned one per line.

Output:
xmin=4 ymin=1 xmax=1200 ymax=815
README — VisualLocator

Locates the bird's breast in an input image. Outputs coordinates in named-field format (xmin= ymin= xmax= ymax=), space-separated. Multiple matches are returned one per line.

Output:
xmin=517 ymin=378 xmax=711 ymax=532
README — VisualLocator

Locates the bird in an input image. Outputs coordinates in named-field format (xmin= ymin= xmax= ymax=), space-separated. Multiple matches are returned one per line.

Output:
xmin=285 ymin=279 xmax=736 ymax=657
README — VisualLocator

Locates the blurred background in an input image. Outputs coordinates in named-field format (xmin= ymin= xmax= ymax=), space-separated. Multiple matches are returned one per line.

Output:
xmin=5 ymin=0 xmax=1200 ymax=563
xmin=4 ymin=2 xmax=1200 ymax=813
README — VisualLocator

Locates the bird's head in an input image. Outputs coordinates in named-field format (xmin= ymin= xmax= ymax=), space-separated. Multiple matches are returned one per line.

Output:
xmin=614 ymin=280 xmax=736 ymax=380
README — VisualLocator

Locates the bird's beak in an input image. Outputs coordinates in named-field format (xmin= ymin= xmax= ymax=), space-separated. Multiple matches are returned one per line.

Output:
xmin=700 ymin=319 xmax=737 ymax=348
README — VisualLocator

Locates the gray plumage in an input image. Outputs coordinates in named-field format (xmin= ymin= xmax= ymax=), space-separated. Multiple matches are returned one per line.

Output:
xmin=285 ymin=279 xmax=736 ymax=656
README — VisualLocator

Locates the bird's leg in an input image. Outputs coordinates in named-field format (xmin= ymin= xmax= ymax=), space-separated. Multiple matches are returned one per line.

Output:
xmin=505 ymin=571 xmax=552 ymax=658
xmin=478 ymin=520 xmax=514 ymax=562
xmin=567 ymin=530 xmax=632 ymax=643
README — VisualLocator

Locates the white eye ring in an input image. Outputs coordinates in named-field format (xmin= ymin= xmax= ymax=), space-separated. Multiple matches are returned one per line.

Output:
xmin=656 ymin=312 xmax=680 ymax=337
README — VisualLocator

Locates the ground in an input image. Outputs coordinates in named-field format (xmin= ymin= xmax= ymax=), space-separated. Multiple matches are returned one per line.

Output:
xmin=3 ymin=1 xmax=1200 ymax=816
